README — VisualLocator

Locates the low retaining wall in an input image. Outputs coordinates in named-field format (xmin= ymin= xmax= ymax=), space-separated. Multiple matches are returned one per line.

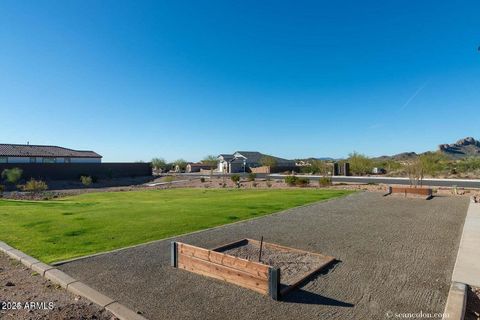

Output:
xmin=388 ymin=186 xmax=433 ymax=198
xmin=0 ymin=163 xmax=152 ymax=180
xmin=171 ymin=241 xmax=279 ymax=299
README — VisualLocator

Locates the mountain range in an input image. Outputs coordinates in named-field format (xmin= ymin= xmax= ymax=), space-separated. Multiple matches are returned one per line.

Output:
xmin=375 ymin=137 xmax=480 ymax=161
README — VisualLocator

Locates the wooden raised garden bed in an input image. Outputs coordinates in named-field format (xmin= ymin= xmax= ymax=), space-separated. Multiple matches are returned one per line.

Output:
xmin=386 ymin=186 xmax=433 ymax=199
xmin=171 ymin=238 xmax=335 ymax=300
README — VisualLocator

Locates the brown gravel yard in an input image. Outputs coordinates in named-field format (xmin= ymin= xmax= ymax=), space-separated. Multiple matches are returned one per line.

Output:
xmin=0 ymin=253 xmax=114 ymax=320
xmin=58 ymin=192 xmax=469 ymax=320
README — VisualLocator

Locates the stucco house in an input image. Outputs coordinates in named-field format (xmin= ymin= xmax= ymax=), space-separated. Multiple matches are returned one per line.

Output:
xmin=186 ymin=162 xmax=216 ymax=173
xmin=0 ymin=144 xmax=102 ymax=164
xmin=217 ymin=151 xmax=296 ymax=173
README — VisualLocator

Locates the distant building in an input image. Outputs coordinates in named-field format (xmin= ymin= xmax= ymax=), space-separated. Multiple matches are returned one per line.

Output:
xmin=186 ymin=162 xmax=216 ymax=173
xmin=217 ymin=151 xmax=296 ymax=173
xmin=0 ymin=144 xmax=102 ymax=164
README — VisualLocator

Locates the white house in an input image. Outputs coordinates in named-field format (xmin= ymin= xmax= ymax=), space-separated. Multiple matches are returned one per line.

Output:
xmin=217 ymin=151 xmax=296 ymax=173
xmin=0 ymin=144 xmax=102 ymax=164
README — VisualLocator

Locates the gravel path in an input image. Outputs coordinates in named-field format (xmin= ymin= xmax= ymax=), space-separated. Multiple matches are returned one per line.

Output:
xmin=58 ymin=192 xmax=468 ymax=320
xmin=0 ymin=253 xmax=113 ymax=320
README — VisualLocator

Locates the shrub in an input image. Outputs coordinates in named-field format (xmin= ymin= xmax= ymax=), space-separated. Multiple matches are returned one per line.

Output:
xmin=295 ymin=177 xmax=310 ymax=187
xmin=347 ymin=152 xmax=374 ymax=175
xmin=248 ymin=173 xmax=256 ymax=181
xmin=0 ymin=184 xmax=4 ymax=193
xmin=284 ymin=175 xmax=297 ymax=186
xmin=164 ymin=176 xmax=175 ymax=183
xmin=266 ymin=182 xmax=272 ymax=188
xmin=252 ymin=182 xmax=257 ymax=187
xmin=318 ymin=177 xmax=332 ymax=187
xmin=200 ymin=177 xmax=205 ymax=183
xmin=230 ymin=174 xmax=241 ymax=183
xmin=80 ymin=176 xmax=93 ymax=187
xmin=23 ymin=179 xmax=48 ymax=193
xmin=1 ymin=168 xmax=23 ymax=185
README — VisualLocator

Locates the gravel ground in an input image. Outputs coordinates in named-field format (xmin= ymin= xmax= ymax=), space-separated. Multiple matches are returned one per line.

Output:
xmin=0 ymin=253 xmax=114 ymax=320
xmin=58 ymin=192 xmax=468 ymax=320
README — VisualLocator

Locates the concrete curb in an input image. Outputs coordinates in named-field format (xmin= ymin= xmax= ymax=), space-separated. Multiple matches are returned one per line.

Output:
xmin=0 ymin=241 xmax=148 ymax=320
xmin=442 ymin=282 xmax=467 ymax=320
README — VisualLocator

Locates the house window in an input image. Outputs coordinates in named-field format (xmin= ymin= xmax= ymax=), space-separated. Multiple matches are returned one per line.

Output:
xmin=29 ymin=157 xmax=36 ymax=163
xmin=0 ymin=157 xmax=7 ymax=163
xmin=42 ymin=158 xmax=56 ymax=163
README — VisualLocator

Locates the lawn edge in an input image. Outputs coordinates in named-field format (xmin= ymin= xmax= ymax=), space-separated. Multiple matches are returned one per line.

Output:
xmin=0 ymin=242 xmax=148 ymax=320
xmin=51 ymin=190 xmax=357 ymax=266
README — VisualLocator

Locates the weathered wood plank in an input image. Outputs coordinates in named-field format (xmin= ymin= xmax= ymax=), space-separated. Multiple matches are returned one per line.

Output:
xmin=178 ymin=242 xmax=269 ymax=279
xmin=391 ymin=187 xmax=432 ymax=196
xmin=178 ymin=253 xmax=269 ymax=294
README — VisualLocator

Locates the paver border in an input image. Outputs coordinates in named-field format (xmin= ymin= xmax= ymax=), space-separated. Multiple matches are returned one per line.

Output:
xmin=0 ymin=241 xmax=147 ymax=320
xmin=51 ymin=191 xmax=357 ymax=266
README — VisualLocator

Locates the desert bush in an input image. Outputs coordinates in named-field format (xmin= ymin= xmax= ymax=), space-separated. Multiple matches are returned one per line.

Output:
xmin=419 ymin=152 xmax=447 ymax=177
xmin=164 ymin=176 xmax=175 ymax=183
xmin=456 ymin=157 xmax=480 ymax=173
xmin=348 ymin=152 xmax=374 ymax=175
xmin=248 ymin=173 xmax=256 ymax=181
xmin=200 ymin=177 xmax=205 ymax=183
xmin=284 ymin=175 xmax=297 ymax=186
xmin=1 ymin=168 xmax=23 ymax=185
xmin=23 ymin=179 xmax=48 ymax=193
xmin=230 ymin=174 xmax=241 ymax=183
xmin=80 ymin=175 xmax=93 ymax=186
xmin=318 ymin=177 xmax=332 ymax=187
xmin=295 ymin=177 xmax=310 ymax=187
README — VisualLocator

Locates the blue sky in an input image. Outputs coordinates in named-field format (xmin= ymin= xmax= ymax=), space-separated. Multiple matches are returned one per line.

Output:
xmin=1 ymin=1 xmax=479 ymax=162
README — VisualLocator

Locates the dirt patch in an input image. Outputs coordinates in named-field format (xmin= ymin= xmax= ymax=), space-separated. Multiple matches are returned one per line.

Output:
xmin=0 ymin=253 xmax=114 ymax=320
xmin=219 ymin=241 xmax=332 ymax=285
xmin=466 ymin=286 xmax=480 ymax=320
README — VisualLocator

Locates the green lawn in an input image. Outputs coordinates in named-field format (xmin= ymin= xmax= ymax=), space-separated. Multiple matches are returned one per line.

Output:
xmin=0 ymin=188 xmax=352 ymax=263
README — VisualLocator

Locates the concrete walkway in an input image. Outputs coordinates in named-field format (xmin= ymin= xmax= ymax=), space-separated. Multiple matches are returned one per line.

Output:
xmin=58 ymin=193 xmax=468 ymax=320
xmin=452 ymin=199 xmax=480 ymax=287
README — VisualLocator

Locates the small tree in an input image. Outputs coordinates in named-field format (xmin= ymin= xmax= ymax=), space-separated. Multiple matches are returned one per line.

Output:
xmin=260 ymin=156 xmax=277 ymax=170
xmin=348 ymin=152 xmax=373 ymax=175
xmin=406 ymin=157 xmax=424 ymax=188
xmin=248 ymin=173 xmax=256 ymax=181
xmin=202 ymin=155 xmax=218 ymax=167
xmin=173 ymin=159 xmax=188 ymax=172
xmin=419 ymin=152 xmax=446 ymax=177
xmin=1 ymin=168 xmax=23 ymax=185
xmin=151 ymin=158 xmax=167 ymax=173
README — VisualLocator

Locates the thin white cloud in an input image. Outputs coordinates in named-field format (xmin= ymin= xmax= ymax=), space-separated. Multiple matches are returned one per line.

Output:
xmin=399 ymin=80 xmax=429 ymax=111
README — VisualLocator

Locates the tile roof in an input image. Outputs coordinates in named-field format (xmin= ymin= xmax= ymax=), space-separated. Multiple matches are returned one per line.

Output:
xmin=0 ymin=144 xmax=102 ymax=158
